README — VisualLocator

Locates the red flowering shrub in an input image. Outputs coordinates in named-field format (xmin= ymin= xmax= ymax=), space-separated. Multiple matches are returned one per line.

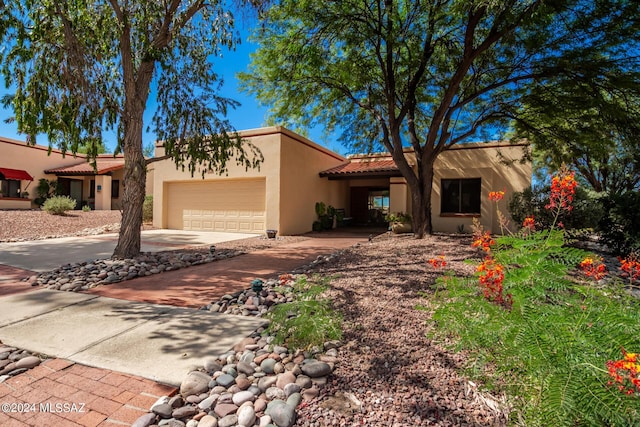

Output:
xmin=619 ymin=254 xmax=640 ymax=286
xmin=607 ymin=349 xmax=640 ymax=395
xmin=579 ymin=256 xmax=607 ymax=281
xmin=428 ymin=255 xmax=447 ymax=269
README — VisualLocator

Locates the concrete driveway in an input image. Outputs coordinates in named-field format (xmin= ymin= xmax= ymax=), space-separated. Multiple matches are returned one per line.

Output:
xmin=0 ymin=229 xmax=259 ymax=272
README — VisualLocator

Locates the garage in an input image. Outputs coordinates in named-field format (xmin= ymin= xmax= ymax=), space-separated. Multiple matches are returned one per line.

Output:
xmin=166 ymin=179 xmax=266 ymax=232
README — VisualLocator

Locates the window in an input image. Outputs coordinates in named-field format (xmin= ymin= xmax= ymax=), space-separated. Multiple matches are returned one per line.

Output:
xmin=90 ymin=179 xmax=118 ymax=198
xmin=111 ymin=180 xmax=120 ymax=198
xmin=1 ymin=179 xmax=20 ymax=197
xmin=441 ymin=178 xmax=481 ymax=214
xmin=368 ymin=190 xmax=389 ymax=213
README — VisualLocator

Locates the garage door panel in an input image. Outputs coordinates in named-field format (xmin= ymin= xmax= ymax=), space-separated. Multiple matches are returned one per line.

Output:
xmin=167 ymin=179 xmax=266 ymax=232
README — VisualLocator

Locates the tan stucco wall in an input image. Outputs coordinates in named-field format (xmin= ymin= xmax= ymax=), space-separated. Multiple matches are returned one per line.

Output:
xmin=431 ymin=143 xmax=531 ymax=234
xmin=389 ymin=177 xmax=410 ymax=216
xmin=278 ymin=130 xmax=347 ymax=234
xmin=153 ymin=128 xmax=283 ymax=231
xmin=153 ymin=127 xmax=347 ymax=235
xmin=0 ymin=137 xmax=85 ymax=209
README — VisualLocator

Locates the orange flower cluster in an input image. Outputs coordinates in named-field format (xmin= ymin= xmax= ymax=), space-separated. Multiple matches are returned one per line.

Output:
xmin=546 ymin=169 xmax=578 ymax=213
xmin=477 ymin=257 xmax=512 ymax=307
xmin=607 ymin=349 xmax=640 ymax=395
xmin=489 ymin=190 xmax=505 ymax=202
xmin=579 ymin=256 xmax=607 ymax=281
xmin=472 ymin=231 xmax=495 ymax=253
xmin=428 ymin=255 xmax=447 ymax=269
xmin=619 ymin=255 xmax=640 ymax=285
xmin=523 ymin=216 xmax=535 ymax=231
xmin=278 ymin=273 xmax=293 ymax=286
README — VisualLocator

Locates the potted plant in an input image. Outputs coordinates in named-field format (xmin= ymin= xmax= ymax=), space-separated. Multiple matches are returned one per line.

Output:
xmin=385 ymin=212 xmax=413 ymax=234
xmin=322 ymin=205 xmax=336 ymax=230
xmin=266 ymin=229 xmax=277 ymax=239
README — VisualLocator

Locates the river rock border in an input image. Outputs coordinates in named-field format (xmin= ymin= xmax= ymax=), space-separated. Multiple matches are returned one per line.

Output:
xmin=31 ymin=249 xmax=244 ymax=291
xmin=132 ymin=254 xmax=348 ymax=427
xmin=0 ymin=343 xmax=45 ymax=383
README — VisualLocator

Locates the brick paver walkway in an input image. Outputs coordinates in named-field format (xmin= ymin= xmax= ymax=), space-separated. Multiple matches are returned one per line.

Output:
xmin=0 ymin=359 xmax=175 ymax=427
xmin=0 ymin=265 xmax=36 ymax=297
xmin=86 ymin=234 xmax=368 ymax=307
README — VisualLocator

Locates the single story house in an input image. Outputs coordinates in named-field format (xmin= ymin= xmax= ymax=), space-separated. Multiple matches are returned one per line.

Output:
xmin=152 ymin=126 xmax=531 ymax=235
xmin=0 ymin=136 xmax=153 ymax=210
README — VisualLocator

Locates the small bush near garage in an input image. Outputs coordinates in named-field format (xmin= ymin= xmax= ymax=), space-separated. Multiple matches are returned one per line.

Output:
xmin=142 ymin=195 xmax=153 ymax=223
xmin=42 ymin=195 xmax=76 ymax=215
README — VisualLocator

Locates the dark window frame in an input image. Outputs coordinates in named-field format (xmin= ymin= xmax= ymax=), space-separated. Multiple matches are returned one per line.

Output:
xmin=111 ymin=180 xmax=120 ymax=198
xmin=440 ymin=178 xmax=482 ymax=215
xmin=1 ymin=179 xmax=21 ymax=197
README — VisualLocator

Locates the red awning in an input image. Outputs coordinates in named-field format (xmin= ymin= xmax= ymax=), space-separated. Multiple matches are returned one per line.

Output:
xmin=0 ymin=167 xmax=34 ymax=181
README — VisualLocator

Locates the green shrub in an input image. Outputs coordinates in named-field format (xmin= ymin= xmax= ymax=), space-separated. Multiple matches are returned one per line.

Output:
xmin=509 ymin=185 xmax=603 ymax=230
xmin=426 ymin=230 xmax=640 ymax=426
xmin=384 ymin=212 xmax=412 ymax=223
xmin=82 ymin=205 xmax=91 ymax=212
xmin=142 ymin=195 xmax=153 ymax=223
xmin=34 ymin=178 xmax=60 ymax=207
xmin=42 ymin=195 xmax=76 ymax=215
xmin=265 ymin=275 xmax=342 ymax=350
xmin=598 ymin=191 xmax=640 ymax=256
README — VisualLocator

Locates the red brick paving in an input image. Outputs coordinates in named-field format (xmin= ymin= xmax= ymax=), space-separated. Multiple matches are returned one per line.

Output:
xmin=0 ymin=359 xmax=176 ymax=427
xmin=0 ymin=265 xmax=37 ymax=297
xmin=86 ymin=234 xmax=368 ymax=307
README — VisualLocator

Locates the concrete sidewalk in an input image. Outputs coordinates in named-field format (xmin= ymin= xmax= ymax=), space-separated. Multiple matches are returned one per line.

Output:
xmin=0 ymin=290 xmax=265 ymax=385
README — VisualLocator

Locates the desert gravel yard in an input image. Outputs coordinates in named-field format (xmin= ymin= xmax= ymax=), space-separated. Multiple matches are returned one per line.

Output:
xmin=294 ymin=234 xmax=504 ymax=426
xmin=0 ymin=210 xmax=122 ymax=242
xmin=0 ymin=210 xmax=504 ymax=425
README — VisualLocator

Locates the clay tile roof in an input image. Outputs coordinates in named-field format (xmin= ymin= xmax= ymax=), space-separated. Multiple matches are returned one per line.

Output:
xmin=320 ymin=159 xmax=400 ymax=177
xmin=44 ymin=156 xmax=125 ymax=175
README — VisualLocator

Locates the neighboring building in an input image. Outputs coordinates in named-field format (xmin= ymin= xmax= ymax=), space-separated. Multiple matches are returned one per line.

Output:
xmin=152 ymin=126 xmax=531 ymax=235
xmin=0 ymin=136 xmax=153 ymax=210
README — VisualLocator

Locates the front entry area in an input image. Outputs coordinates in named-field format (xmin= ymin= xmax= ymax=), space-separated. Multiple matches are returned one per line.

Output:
xmin=349 ymin=187 xmax=390 ymax=226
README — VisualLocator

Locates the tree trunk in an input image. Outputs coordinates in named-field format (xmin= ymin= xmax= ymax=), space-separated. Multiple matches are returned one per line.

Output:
xmin=411 ymin=159 xmax=435 ymax=238
xmin=112 ymin=107 xmax=146 ymax=259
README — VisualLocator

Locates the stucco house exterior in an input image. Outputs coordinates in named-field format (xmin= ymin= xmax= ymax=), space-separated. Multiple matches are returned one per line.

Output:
xmin=0 ymin=136 xmax=153 ymax=210
xmin=152 ymin=126 xmax=532 ymax=235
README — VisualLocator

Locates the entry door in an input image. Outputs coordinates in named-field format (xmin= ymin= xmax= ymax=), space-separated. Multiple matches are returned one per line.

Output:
xmin=350 ymin=187 xmax=369 ymax=224
xmin=69 ymin=180 xmax=83 ymax=209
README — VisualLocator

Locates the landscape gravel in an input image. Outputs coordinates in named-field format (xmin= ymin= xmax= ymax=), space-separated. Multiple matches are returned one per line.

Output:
xmin=129 ymin=234 xmax=510 ymax=427
xmin=0 ymin=210 xmax=123 ymax=242
xmin=10 ymin=211 xmax=627 ymax=426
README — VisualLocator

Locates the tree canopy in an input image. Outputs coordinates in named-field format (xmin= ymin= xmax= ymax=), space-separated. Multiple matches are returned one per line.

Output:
xmin=241 ymin=0 xmax=640 ymax=236
xmin=512 ymin=69 xmax=640 ymax=195
xmin=1 ymin=0 xmax=264 ymax=258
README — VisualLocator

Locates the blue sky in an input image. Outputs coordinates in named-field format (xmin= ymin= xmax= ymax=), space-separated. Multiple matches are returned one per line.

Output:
xmin=0 ymin=24 xmax=346 ymax=156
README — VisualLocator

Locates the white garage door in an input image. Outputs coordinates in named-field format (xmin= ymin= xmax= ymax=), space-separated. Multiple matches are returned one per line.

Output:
xmin=166 ymin=179 xmax=266 ymax=232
